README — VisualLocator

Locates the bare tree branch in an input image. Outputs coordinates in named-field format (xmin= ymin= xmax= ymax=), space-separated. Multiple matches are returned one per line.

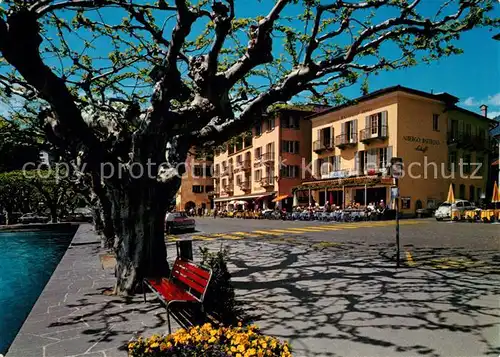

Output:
xmin=33 ymin=0 xmax=176 ymax=18
xmin=224 ymin=0 xmax=290 ymax=88
xmin=207 ymin=0 xmax=235 ymax=76
xmin=0 ymin=12 xmax=104 ymax=160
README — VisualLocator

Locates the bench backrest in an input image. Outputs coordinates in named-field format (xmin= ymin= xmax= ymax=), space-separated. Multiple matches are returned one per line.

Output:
xmin=171 ymin=258 xmax=212 ymax=302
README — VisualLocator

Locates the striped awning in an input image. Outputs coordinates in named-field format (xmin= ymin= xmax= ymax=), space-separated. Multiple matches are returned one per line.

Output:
xmin=272 ymin=194 xmax=290 ymax=203
xmin=214 ymin=192 xmax=275 ymax=203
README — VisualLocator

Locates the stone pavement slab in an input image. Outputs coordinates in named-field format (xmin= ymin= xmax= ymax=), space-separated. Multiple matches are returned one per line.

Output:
xmin=6 ymin=224 xmax=500 ymax=357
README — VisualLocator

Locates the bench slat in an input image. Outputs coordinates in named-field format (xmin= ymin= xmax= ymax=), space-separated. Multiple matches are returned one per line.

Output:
xmin=176 ymin=259 xmax=211 ymax=280
xmin=173 ymin=263 xmax=210 ymax=288
xmin=172 ymin=269 xmax=206 ymax=294
xmin=146 ymin=278 xmax=197 ymax=302
xmin=169 ymin=259 xmax=211 ymax=296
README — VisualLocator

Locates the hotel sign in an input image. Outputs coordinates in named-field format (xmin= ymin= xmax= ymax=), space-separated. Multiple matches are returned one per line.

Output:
xmin=321 ymin=170 xmax=349 ymax=180
xmin=403 ymin=136 xmax=440 ymax=153
xmin=403 ymin=136 xmax=440 ymax=145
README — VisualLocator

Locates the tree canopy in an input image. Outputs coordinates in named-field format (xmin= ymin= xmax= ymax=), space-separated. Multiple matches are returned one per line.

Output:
xmin=0 ymin=116 xmax=44 ymax=171
xmin=0 ymin=169 xmax=83 ymax=222
xmin=0 ymin=0 xmax=497 ymax=159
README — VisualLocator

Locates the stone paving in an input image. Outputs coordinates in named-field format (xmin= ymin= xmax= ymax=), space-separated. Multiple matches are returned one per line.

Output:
xmin=6 ymin=224 xmax=500 ymax=357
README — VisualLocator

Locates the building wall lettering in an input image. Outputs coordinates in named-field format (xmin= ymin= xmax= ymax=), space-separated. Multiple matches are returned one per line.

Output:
xmin=403 ymin=136 xmax=440 ymax=145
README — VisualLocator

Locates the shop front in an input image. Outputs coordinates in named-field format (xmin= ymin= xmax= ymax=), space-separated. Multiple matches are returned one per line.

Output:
xmin=213 ymin=192 xmax=277 ymax=211
xmin=295 ymin=176 xmax=394 ymax=208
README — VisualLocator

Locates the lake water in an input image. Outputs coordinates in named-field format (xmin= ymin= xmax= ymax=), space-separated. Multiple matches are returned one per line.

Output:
xmin=0 ymin=230 xmax=74 ymax=354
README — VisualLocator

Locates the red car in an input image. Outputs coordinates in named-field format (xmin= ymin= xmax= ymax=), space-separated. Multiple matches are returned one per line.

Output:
xmin=164 ymin=212 xmax=195 ymax=234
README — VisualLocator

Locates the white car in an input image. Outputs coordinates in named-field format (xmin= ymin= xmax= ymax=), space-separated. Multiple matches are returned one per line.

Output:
xmin=165 ymin=212 xmax=195 ymax=233
xmin=434 ymin=200 xmax=474 ymax=221
xmin=19 ymin=213 xmax=50 ymax=224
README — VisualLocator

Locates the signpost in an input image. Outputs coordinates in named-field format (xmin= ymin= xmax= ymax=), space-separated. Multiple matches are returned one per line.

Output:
xmin=390 ymin=157 xmax=403 ymax=268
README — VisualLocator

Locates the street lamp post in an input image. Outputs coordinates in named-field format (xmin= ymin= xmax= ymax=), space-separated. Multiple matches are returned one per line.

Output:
xmin=390 ymin=157 xmax=403 ymax=268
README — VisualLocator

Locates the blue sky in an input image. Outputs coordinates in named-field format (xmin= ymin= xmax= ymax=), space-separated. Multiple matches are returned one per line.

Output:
xmin=230 ymin=0 xmax=500 ymax=119
xmin=0 ymin=0 xmax=499 ymax=119
xmin=353 ymin=27 xmax=500 ymax=119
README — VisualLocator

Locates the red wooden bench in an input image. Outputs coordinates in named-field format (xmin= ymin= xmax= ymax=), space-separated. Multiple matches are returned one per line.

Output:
xmin=143 ymin=258 xmax=212 ymax=333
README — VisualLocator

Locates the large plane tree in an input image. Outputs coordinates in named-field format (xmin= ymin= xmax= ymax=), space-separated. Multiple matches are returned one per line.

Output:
xmin=0 ymin=0 xmax=496 ymax=294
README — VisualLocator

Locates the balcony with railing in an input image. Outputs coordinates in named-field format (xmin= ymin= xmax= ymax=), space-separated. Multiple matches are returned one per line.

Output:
xmin=241 ymin=160 xmax=251 ymax=171
xmin=221 ymin=166 xmax=233 ymax=176
xmin=238 ymin=180 xmax=251 ymax=191
xmin=335 ymin=133 xmax=358 ymax=148
xmin=234 ymin=160 xmax=251 ymax=172
xmin=313 ymin=139 xmax=333 ymax=153
xmin=360 ymin=125 xmax=388 ymax=143
xmin=254 ymin=155 xmax=262 ymax=168
xmin=447 ymin=131 xmax=466 ymax=146
xmin=259 ymin=176 xmax=275 ymax=187
xmin=223 ymin=181 xmax=234 ymax=193
xmin=262 ymin=152 xmax=274 ymax=165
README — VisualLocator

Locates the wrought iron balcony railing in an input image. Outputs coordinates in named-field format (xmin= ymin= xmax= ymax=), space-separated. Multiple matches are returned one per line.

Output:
xmin=359 ymin=125 xmax=388 ymax=142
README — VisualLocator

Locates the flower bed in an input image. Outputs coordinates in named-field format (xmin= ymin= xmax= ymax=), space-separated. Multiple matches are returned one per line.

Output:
xmin=128 ymin=323 xmax=291 ymax=357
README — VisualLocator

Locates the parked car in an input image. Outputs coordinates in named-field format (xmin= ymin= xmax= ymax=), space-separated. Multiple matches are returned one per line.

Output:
xmin=165 ymin=211 xmax=195 ymax=233
xmin=62 ymin=213 xmax=92 ymax=223
xmin=434 ymin=200 xmax=474 ymax=221
xmin=416 ymin=203 xmax=442 ymax=218
xmin=72 ymin=207 xmax=93 ymax=222
xmin=19 ymin=213 xmax=50 ymax=224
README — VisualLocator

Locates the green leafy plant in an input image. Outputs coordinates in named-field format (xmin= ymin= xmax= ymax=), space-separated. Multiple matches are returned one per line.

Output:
xmin=200 ymin=247 xmax=241 ymax=325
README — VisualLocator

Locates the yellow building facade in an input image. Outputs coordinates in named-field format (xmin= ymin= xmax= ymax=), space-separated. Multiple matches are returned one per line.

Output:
xmin=301 ymin=86 xmax=491 ymax=214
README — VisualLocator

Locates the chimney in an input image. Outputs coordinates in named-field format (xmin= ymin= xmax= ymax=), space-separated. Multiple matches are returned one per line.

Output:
xmin=480 ymin=104 xmax=488 ymax=118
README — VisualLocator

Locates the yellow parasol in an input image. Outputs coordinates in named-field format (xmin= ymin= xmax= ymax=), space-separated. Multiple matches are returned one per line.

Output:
xmin=492 ymin=181 xmax=499 ymax=203
xmin=446 ymin=183 xmax=455 ymax=203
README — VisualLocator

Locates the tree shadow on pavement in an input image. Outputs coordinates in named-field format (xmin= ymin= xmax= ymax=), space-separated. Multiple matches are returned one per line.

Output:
xmin=223 ymin=240 xmax=500 ymax=357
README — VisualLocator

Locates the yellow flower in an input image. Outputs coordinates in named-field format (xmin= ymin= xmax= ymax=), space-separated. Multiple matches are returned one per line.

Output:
xmin=257 ymin=351 xmax=264 ymax=357
xmin=127 ymin=342 xmax=135 ymax=350
xmin=150 ymin=342 xmax=159 ymax=348
xmin=159 ymin=342 xmax=167 ymax=351
xmin=237 ymin=344 xmax=245 ymax=353
xmin=231 ymin=346 xmax=237 ymax=353
xmin=245 ymin=347 xmax=257 ymax=356
xmin=260 ymin=341 xmax=267 ymax=349
xmin=236 ymin=354 xmax=242 ymax=357
xmin=270 ymin=340 xmax=277 ymax=349
xmin=208 ymin=337 xmax=216 ymax=343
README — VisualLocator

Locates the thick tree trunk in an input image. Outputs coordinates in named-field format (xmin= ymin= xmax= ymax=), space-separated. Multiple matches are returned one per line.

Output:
xmin=89 ymin=174 xmax=115 ymax=249
xmin=3 ymin=208 xmax=10 ymax=225
xmin=100 ymin=192 xmax=115 ymax=248
xmin=110 ymin=178 xmax=179 ymax=295
xmin=91 ymin=204 xmax=104 ymax=234
xmin=49 ymin=205 xmax=58 ymax=223
xmin=90 ymin=195 xmax=115 ymax=249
